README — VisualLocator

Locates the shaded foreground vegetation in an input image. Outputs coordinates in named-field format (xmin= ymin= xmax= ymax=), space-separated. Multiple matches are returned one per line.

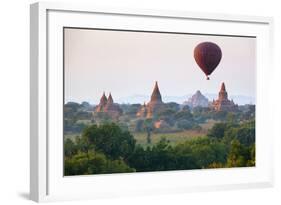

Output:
xmin=64 ymin=120 xmax=255 ymax=176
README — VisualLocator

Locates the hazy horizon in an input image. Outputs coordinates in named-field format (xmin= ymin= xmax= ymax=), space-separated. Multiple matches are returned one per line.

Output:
xmin=65 ymin=91 xmax=255 ymax=106
xmin=65 ymin=28 xmax=256 ymax=105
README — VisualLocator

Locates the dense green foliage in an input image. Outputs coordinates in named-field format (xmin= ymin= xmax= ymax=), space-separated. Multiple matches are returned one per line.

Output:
xmin=127 ymin=137 xmax=227 ymax=172
xmin=82 ymin=124 xmax=136 ymax=160
xmin=64 ymin=118 xmax=255 ymax=175
xmin=65 ymin=151 xmax=135 ymax=175
xmin=64 ymin=101 xmax=255 ymax=135
xmin=64 ymin=101 xmax=255 ymax=175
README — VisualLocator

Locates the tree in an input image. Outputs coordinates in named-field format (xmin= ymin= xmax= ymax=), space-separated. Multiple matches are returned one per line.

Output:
xmin=165 ymin=102 xmax=180 ymax=112
xmin=226 ymin=112 xmax=236 ymax=124
xmin=144 ymin=119 xmax=153 ymax=144
xmin=174 ymin=110 xmax=193 ymax=121
xmin=212 ymin=110 xmax=227 ymax=120
xmin=177 ymin=137 xmax=227 ymax=168
xmin=176 ymin=119 xmax=194 ymax=130
xmin=146 ymin=129 xmax=151 ymax=144
xmin=64 ymin=138 xmax=78 ymax=158
xmin=82 ymin=123 xmax=136 ymax=160
xmin=127 ymin=145 xmax=150 ymax=171
xmin=222 ymin=120 xmax=255 ymax=146
xmin=207 ymin=123 xmax=228 ymax=139
xmin=144 ymin=138 xmax=179 ymax=171
xmin=134 ymin=119 xmax=144 ymax=132
xmin=64 ymin=151 xmax=135 ymax=176
xmin=226 ymin=139 xmax=248 ymax=167
xmin=208 ymin=162 xmax=224 ymax=168
xmin=122 ymin=104 xmax=141 ymax=116
xmin=236 ymin=127 xmax=255 ymax=146
xmin=247 ymin=144 xmax=255 ymax=166
xmin=182 ymin=105 xmax=191 ymax=112
xmin=156 ymin=109 xmax=176 ymax=118
xmin=64 ymin=102 xmax=81 ymax=113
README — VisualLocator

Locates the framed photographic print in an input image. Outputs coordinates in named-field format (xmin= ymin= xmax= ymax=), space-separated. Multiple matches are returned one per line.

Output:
xmin=30 ymin=2 xmax=274 ymax=202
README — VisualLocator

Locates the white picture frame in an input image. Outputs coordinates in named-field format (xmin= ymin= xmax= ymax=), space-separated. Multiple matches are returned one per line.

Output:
xmin=30 ymin=2 xmax=274 ymax=202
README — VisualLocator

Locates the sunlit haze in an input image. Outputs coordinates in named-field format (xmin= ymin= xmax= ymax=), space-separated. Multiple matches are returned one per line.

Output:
xmin=64 ymin=28 xmax=256 ymax=105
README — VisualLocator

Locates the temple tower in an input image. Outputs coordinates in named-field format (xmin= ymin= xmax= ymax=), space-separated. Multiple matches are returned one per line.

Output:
xmin=136 ymin=81 xmax=164 ymax=118
xmin=107 ymin=93 xmax=114 ymax=104
xmin=212 ymin=82 xmax=238 ymax=112
xmin=150 ymin=81 xmax=163 ymax=103
xmin=94 ymin=92 xmax=122 ymax=118
xmin=218 ymin=82 xmax=228 ymax=101
xmin=95 ymin=92 xmax=107 ymax=112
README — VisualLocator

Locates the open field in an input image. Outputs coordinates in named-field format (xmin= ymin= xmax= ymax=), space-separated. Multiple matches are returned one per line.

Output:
xmin=133 ymin=130 xmax=205 ymax=147
xmin=135 ymin=120 xmax=218 ymax=146
xmin=65 ymin=130 xmax=206 ymax=147
xmin=200 ymin=119 xmax=218 ymax=130
xmin=64 ymin=119 xmax=218 ymax=146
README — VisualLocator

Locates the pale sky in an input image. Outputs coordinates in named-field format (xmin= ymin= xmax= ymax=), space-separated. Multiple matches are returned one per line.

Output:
xmin=64 ymin=28 xmax=256 ymax=104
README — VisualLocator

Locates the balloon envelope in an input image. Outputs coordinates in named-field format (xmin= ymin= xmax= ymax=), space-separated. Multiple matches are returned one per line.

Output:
xmin=194 ymin=42 xmax=222 ymax=79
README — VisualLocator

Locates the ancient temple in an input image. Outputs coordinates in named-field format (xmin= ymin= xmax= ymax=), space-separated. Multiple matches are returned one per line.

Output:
xmin=94 ymin=92 xmax=122 ymax=117
xmin=186 ymin=90 xmax=209 ymax=108
xmin=136 ymin=102 xmax=148 ymax=118
xmin=94 ymin=92 xmax=107 ymax=112
xmin=212 ymin=82 xmax=238 ymax=112
xmin=136 ymin=81 xmax=164 ymax=118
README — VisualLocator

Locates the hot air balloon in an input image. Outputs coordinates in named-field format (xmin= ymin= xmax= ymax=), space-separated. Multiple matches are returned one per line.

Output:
xmin=194 ymin=42 xmax=222 ymax=80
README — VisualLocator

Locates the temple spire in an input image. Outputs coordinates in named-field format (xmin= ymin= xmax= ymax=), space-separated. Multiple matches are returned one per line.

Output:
xmin=218 ymin=82 xmax=228 ymax=100
xmin=220 ymin=82 xmax=226 ymax=92
xmin=100 ymin=92 xmax=107 ymax=105
xmin=196 ymin=90 xmax=202 ymax=95
xmin=212 ymin=82 xmax=238 ymax=112
xmin=150 ymin=81 xmax=162 ymax=102
xmin=107 ymin=92 xmax=113 ymax=104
